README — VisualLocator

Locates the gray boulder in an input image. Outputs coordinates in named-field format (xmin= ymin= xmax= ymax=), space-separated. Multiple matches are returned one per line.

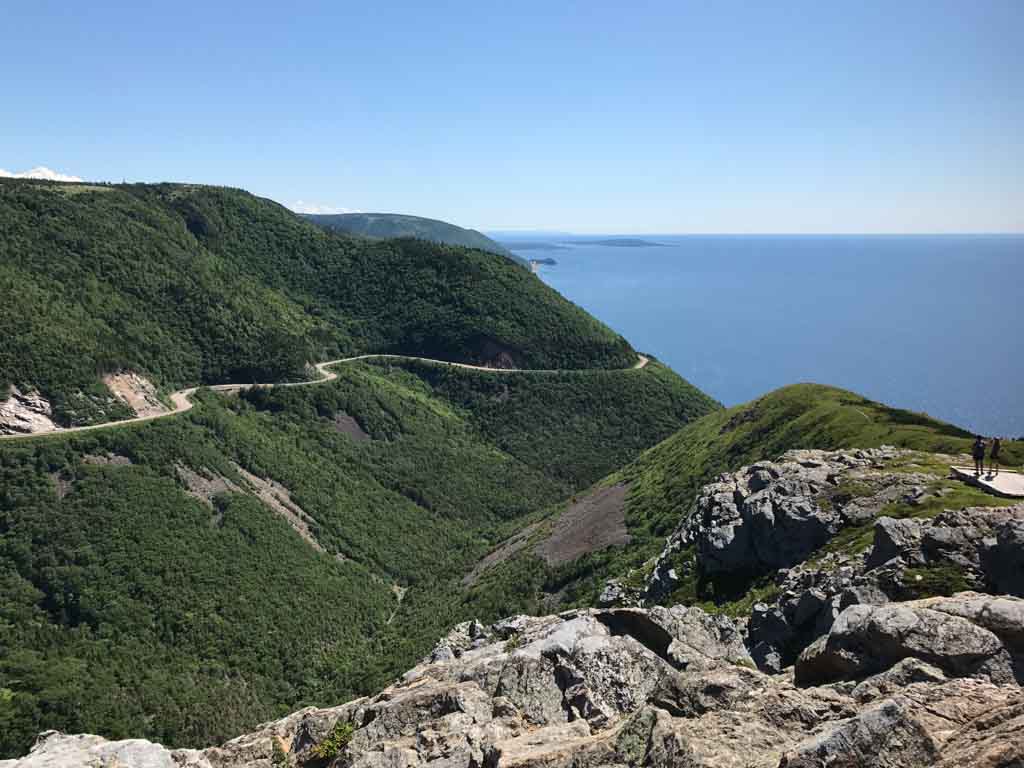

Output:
xmin=866 ymin=516 xmax=925 ymax=569
xmin=795 ymin=594 xmax=1023 ymax=686
xmin=746 ymin=556 xmax=891 ymax=673
xmin=644 ymin=604 xmax=753 ymax=670
xmin=851 ymin=658 xmax=947 ymax=702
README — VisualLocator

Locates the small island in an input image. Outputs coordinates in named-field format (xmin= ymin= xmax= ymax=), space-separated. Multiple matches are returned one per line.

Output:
xmin=528 ymin=257 xmax=557 ymax=273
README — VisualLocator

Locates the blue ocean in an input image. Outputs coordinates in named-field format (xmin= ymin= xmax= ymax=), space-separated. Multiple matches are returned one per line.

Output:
xmin=508 ymin=235 xmax=1023 ymax=437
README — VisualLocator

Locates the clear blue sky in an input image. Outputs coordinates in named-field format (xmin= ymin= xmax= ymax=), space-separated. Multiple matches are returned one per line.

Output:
xmin=2 ymin=1 xmax=1021 ymax=233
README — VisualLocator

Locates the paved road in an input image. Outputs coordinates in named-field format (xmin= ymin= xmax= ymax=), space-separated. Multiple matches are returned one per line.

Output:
xmin=1 ymin=353 xmax=650 ymax=442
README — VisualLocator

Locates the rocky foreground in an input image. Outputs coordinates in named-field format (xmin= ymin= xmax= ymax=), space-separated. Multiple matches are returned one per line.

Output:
xmin=6 ymin=448 xmax=1024 ymax=767
xmin=5 ymin=595 xmax=1022 ymax=767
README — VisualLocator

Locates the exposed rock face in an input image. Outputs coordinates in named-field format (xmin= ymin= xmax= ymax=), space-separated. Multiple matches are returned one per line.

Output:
xmin=795 ymin=593 xmax=1024 ymax=686
xmin=690 ymin=457 xmax=843 ymax=574
xmin=643 ymin=448 xmax=921 ymax=603
xmin=688 ymin=448 xmax=926 ymax=576
xmin=9 ymin=595 xmax=1023 ymax=767
xmin=637 ymin=447 xmax=1024 ymax=675
xmin=103 ymin=372 xmax=168 ymax=418
xmin=0 ymin=386 xmax=59 ymax=435
xmin=748 ymin=503 xmax=1024 ymax=673
xmin=935 ymin=698 xmax=1024 ymax=768
xmin=780 ymin=676 xmax=1024 ymax=768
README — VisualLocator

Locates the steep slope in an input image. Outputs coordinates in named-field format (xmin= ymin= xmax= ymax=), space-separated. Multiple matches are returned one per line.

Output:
xmin=383 ymin=358 xmax=719 ymax=488
xmin=304 ymin=212 xmax=525 ymax=264
xmin=0 ymin=180 xmax=632 ymax=427
xmin=467 ymin=383 xmax=1023 ymax=610
xmin=0 ymin=357 xmax=717 ymax=757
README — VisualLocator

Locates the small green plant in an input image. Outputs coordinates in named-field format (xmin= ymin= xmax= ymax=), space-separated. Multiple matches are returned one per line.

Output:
xmin=504 ymin=631 xmax=524 ymax=651
xmin=271 ymin=738 xmax=290 ymax=767
xmin=309 ymin=721 xmax=356 ymax=761
xmin=901 ymin=563 xmax=971 ymax=599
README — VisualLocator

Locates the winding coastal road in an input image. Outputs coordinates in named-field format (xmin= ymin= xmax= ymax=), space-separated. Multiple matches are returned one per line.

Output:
xmin=1 ymin=353 xmax=649 ymax=442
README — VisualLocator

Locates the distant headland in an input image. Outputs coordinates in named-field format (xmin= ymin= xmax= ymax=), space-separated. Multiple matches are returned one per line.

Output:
xmin=563 ymin=238 xmax=664 ymax=247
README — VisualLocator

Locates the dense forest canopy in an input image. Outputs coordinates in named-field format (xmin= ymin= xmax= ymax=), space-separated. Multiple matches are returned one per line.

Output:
xmin=0 ymin=179 xmax=633 ymax=425
xmin=0 ymin=359 xmax=716 ymax=756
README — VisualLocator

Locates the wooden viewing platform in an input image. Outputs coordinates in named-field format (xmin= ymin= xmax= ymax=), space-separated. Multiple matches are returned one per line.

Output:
xmin=950 ymin=465 xmax=1024 ymax=499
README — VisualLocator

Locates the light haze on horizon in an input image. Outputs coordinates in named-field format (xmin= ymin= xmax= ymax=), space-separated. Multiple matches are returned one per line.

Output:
xmin=2 ymin=1 xmax=1021 ymax=234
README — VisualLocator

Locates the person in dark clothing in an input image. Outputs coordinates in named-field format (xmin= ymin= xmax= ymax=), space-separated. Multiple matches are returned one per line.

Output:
xmin=972 ymin=435 xmax=987 ymax=476
xmin=989 ymin=437 xmax=1002 ymax=477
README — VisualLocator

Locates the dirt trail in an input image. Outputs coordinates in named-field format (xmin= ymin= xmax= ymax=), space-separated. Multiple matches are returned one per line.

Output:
xmin=0 ymin=354 xmax=650 ymax=442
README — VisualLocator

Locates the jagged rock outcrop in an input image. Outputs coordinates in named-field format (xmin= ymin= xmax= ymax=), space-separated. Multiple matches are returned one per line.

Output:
xmin=747 ymin=502 xmax=1024 ymax=673
xmin=8 ymin=594 xmax=1024 ymax=767
xmin=745 ymin=551 xmax=891 ymax=672
xmin=795 ymin=592 xmax=1024 ymax=686
xmin=867 ymin=505 xmax=1024 ymax=579
xmin=643 ymin=447 xmax=921 ymax=602
xmin=0 ymin=386 xmax=59 ymax=435
xmin=635 ymin=447 xmax=1024 ymax=675
xmin=686 ymin=448 xmax=915 ymax=576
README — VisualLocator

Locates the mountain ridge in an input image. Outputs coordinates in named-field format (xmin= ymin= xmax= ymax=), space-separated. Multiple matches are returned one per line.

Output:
xmin=0 ymin=179 xmax=633 ymax=427
xmin=304 ymin=211 xmax=525 ymax=265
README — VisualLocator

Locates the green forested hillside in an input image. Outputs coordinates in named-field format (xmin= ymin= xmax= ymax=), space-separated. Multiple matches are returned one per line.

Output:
xmin=0 ymin=177 xmax=722 ymax=756
xmin=393 ymin=358 xmax=718 ymax=488
xmin=0 ymin=180 xmax=633 ymax=426
xmin=0 ymin=357 xmax=716 ymax=756
xmin=305 ymin=212 xmax=524 ymax=265
xmin=467 ymin=383 xmax=1024 ymax=611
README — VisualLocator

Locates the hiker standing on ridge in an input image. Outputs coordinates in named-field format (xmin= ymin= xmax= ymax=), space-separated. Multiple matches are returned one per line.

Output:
xmin=989 ymin=437 xmax=1002 ymax=477
xmin=972 ymin=435 xmax=987 ymax=476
